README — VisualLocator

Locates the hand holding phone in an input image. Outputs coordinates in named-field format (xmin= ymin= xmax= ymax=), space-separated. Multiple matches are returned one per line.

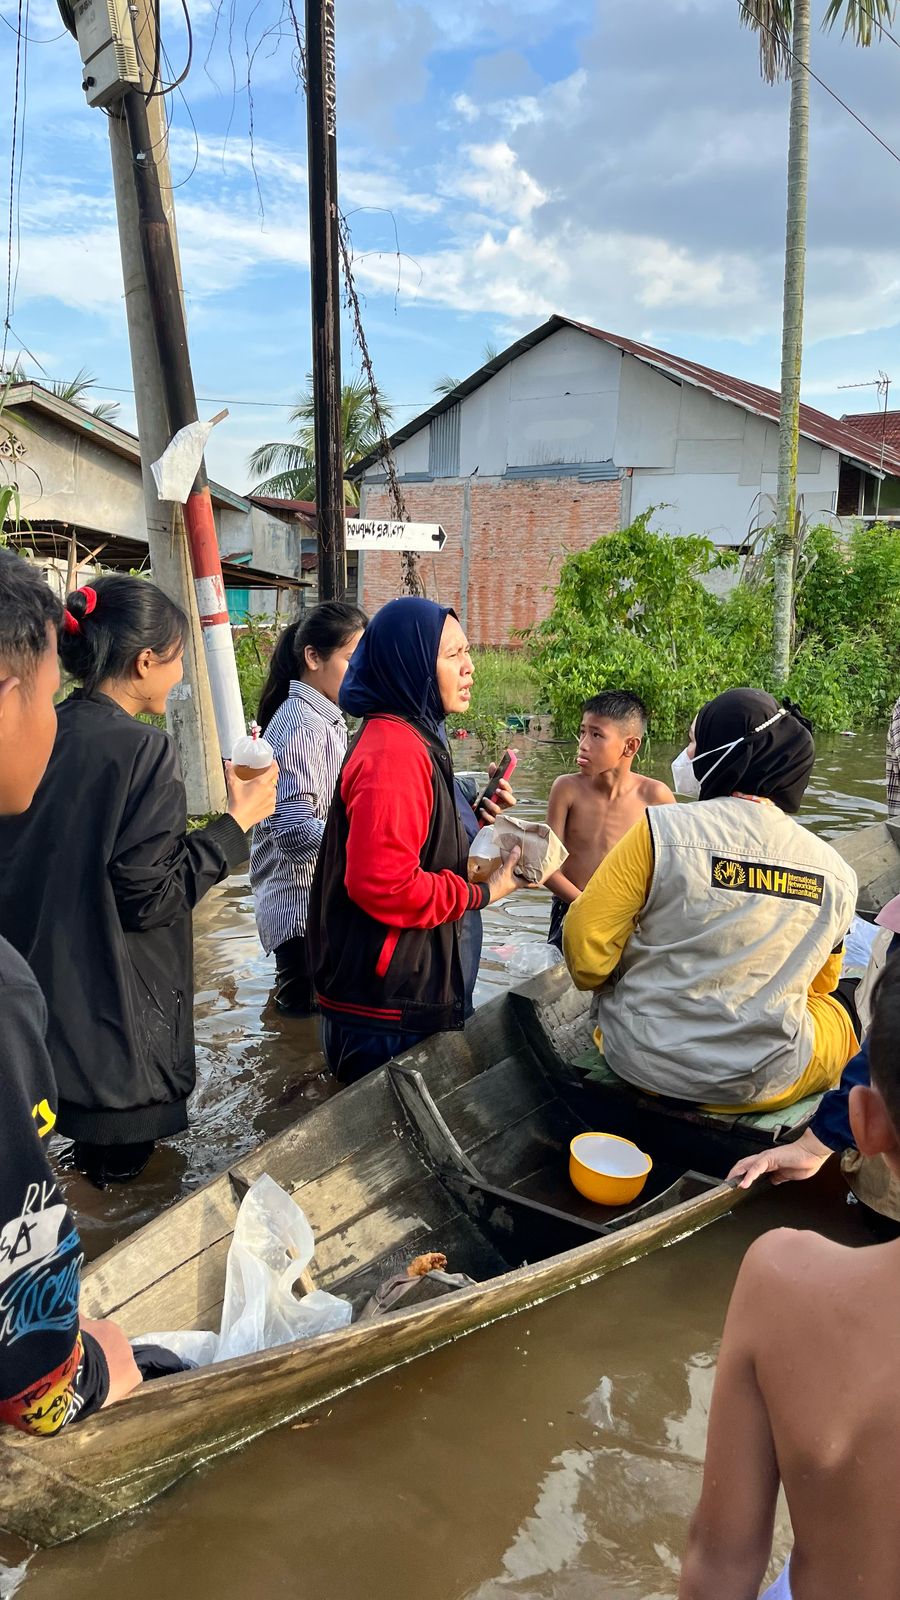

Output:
xmin=474 ymin=748 xmax=518 ymax=818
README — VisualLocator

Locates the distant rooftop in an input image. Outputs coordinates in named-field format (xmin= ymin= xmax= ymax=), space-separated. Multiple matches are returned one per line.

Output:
xmin=840 ymin=410 xmax=900 ymax=454
xmin=350 ymin=314 xmax=900 ymax=481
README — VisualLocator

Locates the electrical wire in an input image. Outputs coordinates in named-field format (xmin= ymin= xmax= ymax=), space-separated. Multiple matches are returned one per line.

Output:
xmin=2 ymin=0 xmax=24 ymax=370
xmin=156 ymin=0 xmax=193 ymax=96
xmin=158 ymin=33 xmax=200 ymax=189
xmin=0 ymin=10 xmax=65 ymax=42
xmin=855 ymin=0 xmax=900 ymax=54
xmin=0 ymin=366 xmax=447 ymax=410
xmin=739 ymin=0 xmax=900 ymax=167
xmin=11 ymin=0 xmax=29 ymax=326
xmin=144 ymin=0 xmax=161 ymax=99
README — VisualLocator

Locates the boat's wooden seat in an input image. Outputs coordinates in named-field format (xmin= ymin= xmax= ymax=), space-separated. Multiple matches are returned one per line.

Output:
xmin=573 ymin=1046 xmax=823 ymax=1135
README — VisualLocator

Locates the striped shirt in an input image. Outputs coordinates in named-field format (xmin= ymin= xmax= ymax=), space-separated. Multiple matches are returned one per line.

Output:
xmin=888 ymin=697 xmax=900 ymax=815
xmin=250 ymin=681 xmax=348 ymax=954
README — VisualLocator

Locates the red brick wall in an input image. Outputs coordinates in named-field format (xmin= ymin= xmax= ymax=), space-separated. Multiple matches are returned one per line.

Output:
xmin=359 ymin=477 xmax=622 ymax=645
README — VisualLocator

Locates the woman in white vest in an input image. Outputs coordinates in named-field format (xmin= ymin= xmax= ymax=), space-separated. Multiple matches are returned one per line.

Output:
xmin=563 ymin=688 xmax=859 ymax=1111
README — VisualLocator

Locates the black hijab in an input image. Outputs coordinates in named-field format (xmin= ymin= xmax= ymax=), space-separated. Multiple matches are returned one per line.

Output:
xmin=339 ymin=596 xmax=453 ymax=737
xmin=693 ymin=688 xmax=815 ymax=814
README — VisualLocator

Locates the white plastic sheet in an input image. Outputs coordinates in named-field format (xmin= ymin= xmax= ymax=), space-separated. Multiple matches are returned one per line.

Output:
xmin=150 ymin=412 xmax=226 ymax=503
xmin=136 ymin=1173 xmax=352 ymax=1367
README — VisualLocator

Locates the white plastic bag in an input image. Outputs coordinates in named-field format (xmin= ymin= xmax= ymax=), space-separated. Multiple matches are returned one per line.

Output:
xmin=507 ymin=941 xmax=564 ymax=977
xmin=467 ymin=824 xmax=501 ymax=883
xmin=841 ymin=914 xmax=881 ymax=978
xmin=136 ymin=1173 xmax=352 ymax=1367
xmin=150 ymin=412 xmax=226 ymax=503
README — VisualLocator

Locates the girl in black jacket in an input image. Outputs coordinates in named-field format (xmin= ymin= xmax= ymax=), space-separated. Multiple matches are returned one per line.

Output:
xmin=0 ymin=576 xmax=277 ymax=1186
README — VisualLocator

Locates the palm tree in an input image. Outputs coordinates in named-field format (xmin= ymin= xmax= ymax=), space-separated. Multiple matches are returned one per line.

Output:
xmin=248 ymin=374 xmax=391 ymax=506
xmin=433 ymin=342 xmax=499 ymax=398
xmin=3 ymin=362 xmax=120 ymax=422
xmin=52 ymin=368 xmax=121 ymax=423
xmin=740 ymin=0 xmax=895 ymax=681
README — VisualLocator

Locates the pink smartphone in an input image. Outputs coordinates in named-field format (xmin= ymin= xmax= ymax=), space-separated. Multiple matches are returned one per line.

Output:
xmin=475 ymin=748 xmax=518 ymax=815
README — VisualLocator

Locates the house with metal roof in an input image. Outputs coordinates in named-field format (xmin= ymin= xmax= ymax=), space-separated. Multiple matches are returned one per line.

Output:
xmin=0 ymin=383 xmax=305 ymax=620
xmin=351 ymin=315 xmax=900 ymax=647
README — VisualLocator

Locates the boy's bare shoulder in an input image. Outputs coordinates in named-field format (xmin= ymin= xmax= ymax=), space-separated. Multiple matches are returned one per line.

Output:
xmin=548 ymin=773 xmax=581 ymax=802
xmin=635 ymin=774 xmax=676 ymax=806
xmin=736 ymin=1227 xmax=870 ymax=1320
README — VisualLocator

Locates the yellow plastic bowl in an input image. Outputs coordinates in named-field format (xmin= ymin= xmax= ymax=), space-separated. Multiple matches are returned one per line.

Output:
xmin=569 ymin=1132 xmax=652 ymax=1206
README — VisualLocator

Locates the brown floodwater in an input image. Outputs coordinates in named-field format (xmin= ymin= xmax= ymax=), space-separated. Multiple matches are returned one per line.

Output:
xmin=0 ymin=731 xmax=888 ymax=1599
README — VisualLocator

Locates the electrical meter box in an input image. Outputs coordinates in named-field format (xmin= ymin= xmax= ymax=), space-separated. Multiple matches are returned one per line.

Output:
xmin=67 ymin=0 xmax=141 ymax=107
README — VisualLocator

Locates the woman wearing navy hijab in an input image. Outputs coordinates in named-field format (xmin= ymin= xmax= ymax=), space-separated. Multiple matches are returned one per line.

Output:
xmin=306 ymin=598 xmax=521 ymax=1083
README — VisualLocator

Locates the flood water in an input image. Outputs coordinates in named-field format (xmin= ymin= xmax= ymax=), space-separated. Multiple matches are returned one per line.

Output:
xmin=1 ymin=731 xmax=889 ymax=1600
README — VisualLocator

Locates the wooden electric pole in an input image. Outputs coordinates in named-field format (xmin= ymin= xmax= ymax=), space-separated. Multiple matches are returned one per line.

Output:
xmin=305 ymin=0 xmax=346 ymax=602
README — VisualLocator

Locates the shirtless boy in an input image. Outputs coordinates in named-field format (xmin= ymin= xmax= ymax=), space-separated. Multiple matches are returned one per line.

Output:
xmin=544 ymin=691 xmax=674 ymax=950
xmin=679 ymin=956 xmax=900 ymax=1600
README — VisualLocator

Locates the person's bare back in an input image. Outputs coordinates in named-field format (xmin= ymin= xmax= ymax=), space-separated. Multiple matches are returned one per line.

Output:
xmin=680 ymin=1226 xmax=900 ymax=1599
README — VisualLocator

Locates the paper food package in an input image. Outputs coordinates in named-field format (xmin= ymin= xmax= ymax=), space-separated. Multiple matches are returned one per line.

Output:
xmin=492 ymin=816 xmax=569 ymax=885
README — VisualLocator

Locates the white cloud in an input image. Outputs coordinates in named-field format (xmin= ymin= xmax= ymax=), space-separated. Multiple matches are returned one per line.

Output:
xmin=441 ymin=141 xmax=547 ymax=222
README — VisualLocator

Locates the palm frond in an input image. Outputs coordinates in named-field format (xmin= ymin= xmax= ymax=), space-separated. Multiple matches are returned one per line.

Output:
xmin=249 ymin=465 xmax=317 ymax=499
xmin=247 ymin=374 xmax=391 ymax=494
xmin=739 ymin=0 xmax=792 ymax=83
xmin=823 ymin=0 xmax=897 ymax=43
xmin=248 ymin=439 xmax=312 ymax=478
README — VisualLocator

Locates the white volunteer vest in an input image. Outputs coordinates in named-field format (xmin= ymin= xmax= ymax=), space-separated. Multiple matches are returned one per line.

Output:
xmin=596 ymin=797 xmax=858 ymax=1104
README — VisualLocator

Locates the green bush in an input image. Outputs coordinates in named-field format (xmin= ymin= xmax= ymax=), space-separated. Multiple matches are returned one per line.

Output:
xmin=234 ymin=616 xmax=279 ymax=724
xmin=525 ymin=512 xmax=740 ymax=739
xmin=527 ymin=514 xmax=900 ymax=738
xmin=446 ymin=647 xmax=538 ymax=750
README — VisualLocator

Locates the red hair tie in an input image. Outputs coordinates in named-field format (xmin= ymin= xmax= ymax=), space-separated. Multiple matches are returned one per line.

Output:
xmin=62 ymin=585 xmax=98 ymax=636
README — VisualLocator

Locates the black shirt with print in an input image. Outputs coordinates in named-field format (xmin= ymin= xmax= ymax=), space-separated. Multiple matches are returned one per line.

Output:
xmin=0 ymin=935 xmax=108 ymax=1433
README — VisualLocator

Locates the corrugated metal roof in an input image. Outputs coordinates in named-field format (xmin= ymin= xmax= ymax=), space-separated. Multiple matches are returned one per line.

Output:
xmin=349 ymin=315 xmax=900 ymax=481
xmin=3 ymin=382 xmax=281 ymax=514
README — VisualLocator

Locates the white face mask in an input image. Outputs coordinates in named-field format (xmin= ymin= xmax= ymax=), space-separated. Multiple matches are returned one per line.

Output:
xmin=670 ymin=708 xmax=789 ymax=800
xmin=671 ymin=737 xmax=744 ymax=800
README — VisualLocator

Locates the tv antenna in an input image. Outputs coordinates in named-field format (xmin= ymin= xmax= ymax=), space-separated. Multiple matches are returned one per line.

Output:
xmin=839 ymin=370 xmax=892 ymax=518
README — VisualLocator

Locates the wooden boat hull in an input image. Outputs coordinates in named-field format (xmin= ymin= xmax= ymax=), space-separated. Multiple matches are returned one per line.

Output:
xmin=0 ymin=976 xmax=747 ymax=1549
xmin=832 ymin=818 xmax=900 ymax=920
xmin=0 ymin=1176 xmax=738 ymax=1547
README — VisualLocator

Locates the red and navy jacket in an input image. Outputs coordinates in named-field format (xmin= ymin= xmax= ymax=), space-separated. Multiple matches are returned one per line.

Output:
xmin=308 ymin=715 xmax=489 ymax=1035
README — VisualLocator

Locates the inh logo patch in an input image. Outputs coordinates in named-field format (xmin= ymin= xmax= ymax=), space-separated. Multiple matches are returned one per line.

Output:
xmin=711 ymin=855 xmax=824 ymax=905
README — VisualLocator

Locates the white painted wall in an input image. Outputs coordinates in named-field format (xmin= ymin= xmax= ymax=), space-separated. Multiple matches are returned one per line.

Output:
xmin=367 ymin=326 xmax=624 ymax=482
xmin=361 ymin=330 xmax=850 ymax=547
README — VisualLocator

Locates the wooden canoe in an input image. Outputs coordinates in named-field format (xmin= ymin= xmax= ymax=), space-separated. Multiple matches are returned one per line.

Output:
xmin=832 ymin=817 xmax=900 ymax=919
xmin=0 ymin=974 xmax=747 ymax=1549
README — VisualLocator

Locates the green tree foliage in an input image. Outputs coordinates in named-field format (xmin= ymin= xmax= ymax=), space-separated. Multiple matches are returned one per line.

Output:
xmin=248 ymin=375 xmax=391 ymax=506
xmin=527 ymin=514 xmax=900 ymax=739
xmin=526 ymin=512 xmax=738 ymax=739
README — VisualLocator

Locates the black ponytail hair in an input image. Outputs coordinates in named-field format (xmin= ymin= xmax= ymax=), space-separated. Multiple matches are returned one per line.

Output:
xmin=59 ymin=575 xmax=189 ymax=696
xmin=257 ymin=600 xmax=367 ymax=729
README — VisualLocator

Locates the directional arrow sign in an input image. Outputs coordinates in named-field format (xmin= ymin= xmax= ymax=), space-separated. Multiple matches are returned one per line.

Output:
xmin=346 ymin=519 xmax=447 ymax=552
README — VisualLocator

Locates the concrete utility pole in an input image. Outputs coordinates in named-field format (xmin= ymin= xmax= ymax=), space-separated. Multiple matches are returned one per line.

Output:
xmin=120 ymin=84 xmax=246 ymax=758
xmin=57 ymin=0 xmax=245 ymax=809
xmin=108 ymin=92 xmax=226 ymax=814
xmin=305 ymin=0 xmax=347 ymax=601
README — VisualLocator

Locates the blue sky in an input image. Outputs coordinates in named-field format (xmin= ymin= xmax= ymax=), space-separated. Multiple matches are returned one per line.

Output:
xmin=3 ymin=0 xmax=900 ymax=490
